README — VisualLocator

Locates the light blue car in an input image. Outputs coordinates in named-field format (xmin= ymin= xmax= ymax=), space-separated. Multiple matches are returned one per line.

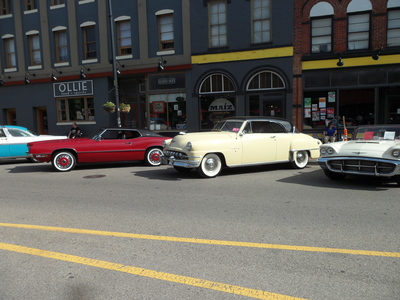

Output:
xmin=0 ymin=125 xmax=66 ymax=161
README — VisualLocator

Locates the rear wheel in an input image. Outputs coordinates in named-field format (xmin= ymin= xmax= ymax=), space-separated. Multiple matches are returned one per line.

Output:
xmin=291 ymin=150 xmax=309 ymax=169
xmin=324 ymin=169 xmax=347 ymax=180
xmin=52 ymin=151 xmax=76 ymax=172
xmin=144 ymin=148 xmax=162 ymax=166
xmin=197 ymin=153 xmax=222 ymax=178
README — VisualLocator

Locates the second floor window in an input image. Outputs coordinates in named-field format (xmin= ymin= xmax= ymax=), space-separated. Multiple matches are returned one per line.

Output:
xmin=311 ymin=17 xmax=332 ymax=53
xmin=252 ymin=0 xmax=271 ymax=43
xmin=25 ymin=0 xmax=37 ymax=10
xmin=117 ymin=21 xmax=132 ymax=55
xmin=29 ymin=34 xmax=41 ymax=65
xmin=209 ymin=1 xmax=227 ymax=48
xmin=387 ymin=9 xmax=400 ymax=47
xmin=83 ymin=26 xmax=97 ymax=59
xmin=4 ymin=38 xmax=16 ymax=68
xmin=51 ymin=0 xmax=64 ymax=5
xmin=54 ymin=30 xmax=69 ymax=62
xmin=158 ymin=14 xmax=174 ymax=50
xmin=0 ymin=0 xmax=10 ymax=15
xmin=348 ymin=13 xmax=370 ymax=50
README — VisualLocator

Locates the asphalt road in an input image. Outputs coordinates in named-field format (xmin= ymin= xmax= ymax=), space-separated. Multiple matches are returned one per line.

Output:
xmin=0 ymin=159 xmax=399 ymax=300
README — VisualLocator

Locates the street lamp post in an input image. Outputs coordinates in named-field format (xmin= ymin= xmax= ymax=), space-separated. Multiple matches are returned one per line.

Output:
xmin=107 ymin=0 xmax=121 ymax=127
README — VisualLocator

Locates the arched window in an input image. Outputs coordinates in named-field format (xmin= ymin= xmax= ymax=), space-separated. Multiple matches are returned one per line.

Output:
xmin=310 ymin=2 xmax=334 ymax=53
xmin=199 ymin=73 xmax=235 ymax=94
xmin=246 ymin=71 xmax=285 ymax=91
xmin=347 ymin=0 xmax=372 ymax=50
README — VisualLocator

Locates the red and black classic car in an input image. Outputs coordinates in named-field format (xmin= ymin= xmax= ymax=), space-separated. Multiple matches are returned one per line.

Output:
xmin=28 ymin=128 xmax=171 ymax=172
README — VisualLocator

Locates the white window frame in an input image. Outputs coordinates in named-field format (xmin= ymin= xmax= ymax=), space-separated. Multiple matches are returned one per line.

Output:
xmin=209 ymin=1 xmax=227 ymax=48
xmin=347 ymin=13 xmax=370 ymax=50
xmin=252 ymin=0 xmax=271 ymax=44
xmin=387 ymin=9 xmax=400 ymax=47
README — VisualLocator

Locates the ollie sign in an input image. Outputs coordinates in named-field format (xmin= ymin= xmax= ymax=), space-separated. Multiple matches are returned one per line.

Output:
xmin=53 ymin=80 xmax=93 ymax=97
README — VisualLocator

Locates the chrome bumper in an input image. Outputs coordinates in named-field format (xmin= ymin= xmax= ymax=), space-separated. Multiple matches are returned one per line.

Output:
xmin=162 ymin=155 xmax=201 ymax=168
xmin=318 ymin=156 xmax=400 ymax=177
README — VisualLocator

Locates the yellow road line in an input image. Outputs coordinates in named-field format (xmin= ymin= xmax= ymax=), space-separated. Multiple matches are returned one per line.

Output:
xmin=1 ymin=223 xmax=399 ymax=258
xmin=0 ymin=242 xmax=307 ymax=300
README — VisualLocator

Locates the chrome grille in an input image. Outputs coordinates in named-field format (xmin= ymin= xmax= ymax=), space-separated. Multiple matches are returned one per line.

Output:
xmin=328 ymin=159 xmax=396 ymax=175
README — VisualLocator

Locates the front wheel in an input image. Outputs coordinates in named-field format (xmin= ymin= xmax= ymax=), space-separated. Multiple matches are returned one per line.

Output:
xmin=52 ymin=151 xmax=76 ymax=172
xmin=144 ymin=148 xmax=162 ymax=166
xmin=291 ymin=150 xmax=309 ymax=169
xmin=197 ymin=153 xmax=222 ymax=178
xmin=323 ymin=169 xmax=347 ymax=180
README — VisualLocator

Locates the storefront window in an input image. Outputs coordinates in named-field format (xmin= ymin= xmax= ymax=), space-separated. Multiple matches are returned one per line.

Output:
xmin=200 ymin=95 xmax=235 ymax=130
xmin=57 ymin=97 xmax=95 ymax=122
xmin=199 ymin=73 xmax=236 ymax=130
xmin=149 ymin=93 xmax=186 ymax=130
xmin=303 ymin=89 xmax=375 ymax=129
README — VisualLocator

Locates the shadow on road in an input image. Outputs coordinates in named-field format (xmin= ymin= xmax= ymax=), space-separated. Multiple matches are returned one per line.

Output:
xmin=277 ymin=168 xmax=398 ymax=191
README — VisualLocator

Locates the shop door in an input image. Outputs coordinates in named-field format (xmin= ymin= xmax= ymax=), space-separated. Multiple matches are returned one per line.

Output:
xmin=36 ymin=107 xmax=48 ymax=134
xmin=386 ymin=94 xmax=400 ymax=124
xmin=247 ymin=94 xmax=284 ymax=118
xmin=7 ymin=109 xmax=16 ymax=125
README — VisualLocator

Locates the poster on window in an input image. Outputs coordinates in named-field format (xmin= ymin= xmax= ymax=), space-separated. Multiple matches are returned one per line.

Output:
xmin=312 ymin=111 xmax=320 ymax=121
xmin=327 ymin=107 xmax=335 ymax=118
xmin=304 ymin=108 xmax=311 ymax=118
xmin=304 ymin=98 xmax=311 ymax=108
xmin=319 ymin=97 xmax=326 ymax=108
xmin=152 ymin=101 xmax=165 ymax=113
xmin=328 ymin=92 xmax=336 ymax=102
xmin=312 ymin=104 xmax=318 ymax=111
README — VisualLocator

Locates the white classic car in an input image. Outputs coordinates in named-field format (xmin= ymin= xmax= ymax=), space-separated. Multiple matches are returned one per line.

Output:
xmin=0 ymin=125 xmax=66 ymax=161
xmin=318 ymin=125 xmax=400 ymax=186
xmin=162 ymin=117 xmax=322 ymax=178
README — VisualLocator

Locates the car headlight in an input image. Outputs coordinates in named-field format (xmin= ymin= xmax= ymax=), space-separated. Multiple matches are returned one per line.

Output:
xmin=327 ymin=147 xmax=335 ymax=154
xmin=392 ymin=149 xmax=400 ymax=158
xmin=320 ymin=148 xmax=327 ymax=155
xmin=186 ymin=142 xmax=192 ymax=151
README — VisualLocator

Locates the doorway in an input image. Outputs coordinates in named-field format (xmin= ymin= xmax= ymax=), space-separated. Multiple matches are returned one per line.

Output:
xmin=36 ymin=107 xmax=48 ymax=134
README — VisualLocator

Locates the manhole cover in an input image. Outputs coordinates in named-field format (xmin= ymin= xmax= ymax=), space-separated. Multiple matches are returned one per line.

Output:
xmin=83 ymin=175 xmax=106 ymax=179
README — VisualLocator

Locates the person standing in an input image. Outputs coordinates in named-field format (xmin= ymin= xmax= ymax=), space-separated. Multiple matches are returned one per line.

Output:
xmin=323 ymin=122 xmax=337 ymax=143
xmin=68 ymin=123 xmax=81 ymax=139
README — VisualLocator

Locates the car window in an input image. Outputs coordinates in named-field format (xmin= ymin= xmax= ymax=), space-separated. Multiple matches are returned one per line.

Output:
xmin=269 ymin=122 xmax=286 ymax=133
xmin=100 ymin=130 xmax=120 ymax=140
xmin=0 ymin=129 xmax=5 ymax=138
xmin=7 ymin=128 xmax=34 ymax=137
xmin=250 ymin=121 xmax=285 ymax=133
xmin=212 ymin=120 xmax=244 ymax=132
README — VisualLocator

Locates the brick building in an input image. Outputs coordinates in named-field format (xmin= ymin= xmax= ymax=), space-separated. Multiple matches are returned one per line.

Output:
xmin=294 ymin=0 xmax=400 ymax=135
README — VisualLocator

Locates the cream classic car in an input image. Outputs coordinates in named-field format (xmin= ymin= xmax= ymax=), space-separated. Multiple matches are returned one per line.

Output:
xmin=318 ymin=125 xmax=400 ymax=186
xmin=162 ymin=117 xmax=322 ymax=178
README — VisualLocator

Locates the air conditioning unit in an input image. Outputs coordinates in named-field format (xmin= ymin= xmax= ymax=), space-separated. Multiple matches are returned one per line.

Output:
xmin=139 ymin=84 xmax=146 ymax=93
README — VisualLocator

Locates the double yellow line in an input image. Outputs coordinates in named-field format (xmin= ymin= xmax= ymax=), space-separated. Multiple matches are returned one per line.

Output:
xmin=1 ymin=223 xmax=399 ymax=299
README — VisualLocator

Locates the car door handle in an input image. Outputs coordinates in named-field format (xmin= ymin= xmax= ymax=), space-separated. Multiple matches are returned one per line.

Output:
xmin=270 ymin=136 xmax=276 ymax=138
xmin=125 ymin=142 xmax=132 ymax=145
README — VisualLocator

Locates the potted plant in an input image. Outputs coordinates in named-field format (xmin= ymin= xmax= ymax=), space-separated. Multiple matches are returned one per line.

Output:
xmin=119 ymin=103 xmax=131 ymax=113
xmin=103 ymin=101 xmax=116 ymax=113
